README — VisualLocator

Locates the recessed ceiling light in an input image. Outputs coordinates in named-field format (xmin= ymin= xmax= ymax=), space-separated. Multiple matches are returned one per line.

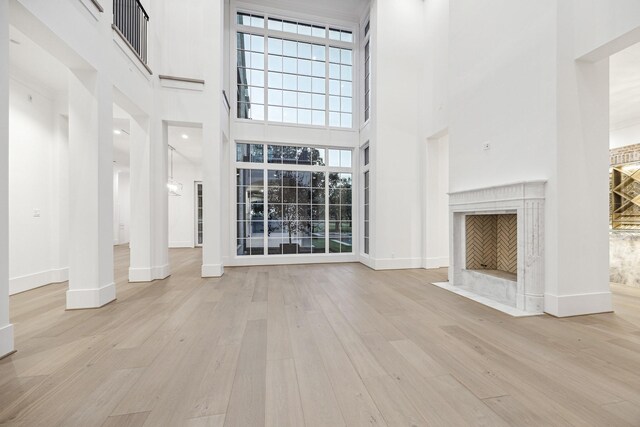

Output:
xmin=181 ymin=134 xmax=189 ymax=140
xmin=114 ymin=129 xmax=121 ymax=135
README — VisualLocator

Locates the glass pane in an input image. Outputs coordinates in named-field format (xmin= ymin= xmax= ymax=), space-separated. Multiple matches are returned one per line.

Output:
xmin=340 ymin=150 xmax=352 ymax=168
xmin=298 ymin=59 xmax=312 ymax=76
xmin=268 ymin=72 xmax=282 ymax=89
xmin=312 ymin=78 xmax=325 ymax=94
xmin=298 ymin=24 xmax=312 ymax=36
xmin=312 ymin=148 xmax=325 ymax=166
xmin=312 ymin=94 xmax=325 ymax=110
xmin=237 ymin=143 xmax=250 ymax=162
xmin=312 ymin=26 xmax=325 ymax=38
xmin=329 ymin=112 xmax=340 ymax=127
xmin=283 ymin=40 xmax=297 ymax=56
xmin=283 ymin=91 xmax=297 ymax=107
xmin=329 ymin=29 xmax=341 ymax=40
xmin=341 ymin=113 xmax=352 ymax=128
xmin=283 ymin=57 xmax=297 ymax=74
xmin=329 ymin=79 xmax=340 ymax=95
xmin=250 ymin=144 xmax=264 ymax=163
xmin=251 ymin=35 xmax=264 ymax=53
xmin=341 ymin=31 xmax=353 ymax=43
xmin=298 ymin=76 xmax=312 ymax=92
xmin=341 ymin=49 xmax=352 ymax=65
xmin=268 ymin=148 xmax=283 ymax=165
xmin=329 ymin=47 xmax=340 ymax=63
xmin=268 ymin=106 xmax=283 ymax=122
xmin=341 ymin=97 xmax=352 ymax=113
xmin=283 ymin=21 xmax=297 ymax=33
xmin=251 ymin=16 xmax=264 ymax=28
xmin=298 ymin=92 xmax=312 ymax=109
xmin=329 ymin=96 xmax=340 ymax=112
xmin=312 ymin=110 xmax=325 ymax=126
xmin=298 ymin=109 xmax=312 ymax=125
xmin=298 ymin=42 xmax=312 ymax=59
xmin=268 ymin=55 xmax=282 ymax=72
xmin=269 ymin=89 xmax=283 ymax=106
xmin=328 ymin=149 xmax=340 ymax=167
xmin=283 ymin=74 xmax=297 ymax=91
xmin=268 ymin=37 xmax=283 ymax=55
xmin=312 ymin=61 xmax=325 ymax=78
xmin=268 ymin=18 xmax=283 ymax=31
xmin=312 ymin=45 xmax=325 ymax=61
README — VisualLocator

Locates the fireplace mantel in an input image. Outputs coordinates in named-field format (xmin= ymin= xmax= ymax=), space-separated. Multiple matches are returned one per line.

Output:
xmin=445 ymin=181 xmax=547 ymax=315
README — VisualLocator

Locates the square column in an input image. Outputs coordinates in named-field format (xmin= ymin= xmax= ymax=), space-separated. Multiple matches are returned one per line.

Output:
xmin=67 ymin=69 xmax=115 ymax=309
xmin=0 ymin=0 xmax=15 ymax=357
xmin=201 ymin=0 xmax=225 ymax=277
xmin=129 ymin=115 xmax=169 ymax=282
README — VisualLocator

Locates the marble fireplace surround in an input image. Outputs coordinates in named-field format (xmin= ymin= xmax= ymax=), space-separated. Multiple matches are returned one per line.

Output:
xmin=443 ymin=181 xmax=546 ymax=316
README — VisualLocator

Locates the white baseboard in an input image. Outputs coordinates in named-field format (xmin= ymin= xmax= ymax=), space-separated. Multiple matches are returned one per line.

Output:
xmin=369 ymin=257 xmax=423 ymax=270
xmin=202 ymin=263 xmax=224 ymax=277
xmin=0 ymin=323 xmax=15 ymax=359
xmin=129 ymin=264 xmax=171 ymax=282
xmin=9 ymin=267 xmax=69 ymax=295
xmin=424 ymin=256 xmax=449 ymax=269
xmin=544 ymin=291 xmax=613 ymax=317
xmin=66 ymin=283 xmax=116 ymax=310
xmin=169 ymin=241 xmax=194 ymax=248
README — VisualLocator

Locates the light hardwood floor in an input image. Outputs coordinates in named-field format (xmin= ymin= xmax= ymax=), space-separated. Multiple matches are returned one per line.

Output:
xmin=2 ymin=246 xmax=640 ymax=426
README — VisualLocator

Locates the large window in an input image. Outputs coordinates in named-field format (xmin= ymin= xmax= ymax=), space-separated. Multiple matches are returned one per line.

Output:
xmin=236 ymin=11 xmax=355 ymax=129
xmin=362 ymin=145 xmax=370 ymax=255
xmin=236 ymin=143 xmax=353 ymax=256
xmin=363 ymin=20 xmax=371 ymax=123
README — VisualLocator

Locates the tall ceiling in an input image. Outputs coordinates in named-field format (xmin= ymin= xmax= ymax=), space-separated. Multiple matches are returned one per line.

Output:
xmin=610 ymin=42 xmax=640 ymax=131
xmin=240 ymin=0 xmax=369 ymax=22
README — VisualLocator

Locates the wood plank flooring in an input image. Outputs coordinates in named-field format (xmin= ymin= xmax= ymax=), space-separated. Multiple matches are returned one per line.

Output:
xmin=1 ymin=246 xmax=640 ymax=426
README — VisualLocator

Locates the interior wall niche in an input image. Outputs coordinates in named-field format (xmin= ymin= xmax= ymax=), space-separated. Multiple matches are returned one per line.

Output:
xmin=465 ymin=214 xmax=517 ymax=275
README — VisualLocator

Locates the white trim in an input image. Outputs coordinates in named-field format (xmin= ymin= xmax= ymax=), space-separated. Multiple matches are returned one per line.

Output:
xmin=129 ymin=264 xmax=171 ymax=282
xmin=169 ymin=241 xmax=195 ymax=249
xmin=202 ymin=264 xmax=224 ymax=277
xmin=227 ymin=253 xmax=356 ymax=267
xmin=424 ymin=257 xmax=449 ymax=269
xmin=368 ymin=257 xmax=423 ymax=270
xmin=0 ymin=324 xmax=15 ymax=359
xmin=432 ymin=282 xmax=543 ymax=318
xmin=66 ymin=283 xmax=116 ymax=310
xmin=544 ymin=292 xmax=613 ymax=317
xmin=9 ymin=268 xmax=69 ymax=295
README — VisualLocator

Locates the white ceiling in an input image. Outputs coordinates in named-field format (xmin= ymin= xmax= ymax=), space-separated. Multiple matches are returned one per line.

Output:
xmin=169 ymin=126 xmax=203 ymax=167
xmin=9 ymin=26 xmax=68 ymax=97
xmin=240 ymin=0 xmax=369 ymax=22
xmin=610 ymin=42 xmax=640 ymax=131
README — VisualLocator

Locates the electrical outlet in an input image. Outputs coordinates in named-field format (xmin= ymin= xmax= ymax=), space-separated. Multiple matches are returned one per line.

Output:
xmin=482 ymin=142 xmax=491 ymax=151
xmin=33 ymin=209 xmax=40 ymax=218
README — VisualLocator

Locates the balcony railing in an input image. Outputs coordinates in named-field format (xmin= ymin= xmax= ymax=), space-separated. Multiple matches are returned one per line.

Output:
xmin=113 ymin=0 xmax=149 ymax=64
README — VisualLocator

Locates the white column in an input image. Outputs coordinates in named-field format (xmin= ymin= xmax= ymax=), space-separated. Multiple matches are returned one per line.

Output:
xmin=201 ymin=0 xmax=225 ymax=277
xmin=128 ymin=115 xmax=152 ymax=281
xmin=0 ymin=0 xmax=15 ymax=358
xmin=67 ymin=69 xmax=115 ymax=309
xmin=129 ymin=115 xmax=169 ymax=282
xmin=151 ymin=119 xmax=169 ymax=278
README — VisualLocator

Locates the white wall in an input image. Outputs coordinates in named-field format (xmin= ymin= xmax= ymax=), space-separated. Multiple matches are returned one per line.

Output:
xmin=424 ymin=133 xmax=449 ymax=269
xmin=113 ymin=169 xmax=130 ymax=245
xmin=169 ymin=154 xmax=202 ymax=248
xmin=8 ymin=78 xmax=68 ymax=294
xmin=366 ymin=0 xmax=426 ymax=270
xmin=610 ymin=122 xmax=640 ymax=149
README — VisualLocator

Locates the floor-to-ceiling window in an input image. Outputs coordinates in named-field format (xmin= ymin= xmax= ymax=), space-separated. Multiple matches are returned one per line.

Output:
xmin=236 ymin=11 xmax=355 ymax=129
xmin=236 ymin=143 xmax=353 ymax=256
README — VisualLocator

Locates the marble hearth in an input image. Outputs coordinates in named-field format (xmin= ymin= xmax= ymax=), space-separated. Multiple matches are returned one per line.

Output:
xmin=440 ymin=181 xmax=546 ymax=316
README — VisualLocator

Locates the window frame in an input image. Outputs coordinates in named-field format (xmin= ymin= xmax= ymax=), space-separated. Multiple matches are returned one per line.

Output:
xmin=233 ymin=141 xmax=356 ymax=258
xmin=232 ymin=7 xmax=359 ymax=131
xmin=361 ymin=143 xmax=371 ymax=256
xmin=362 ymin=18 xmax=372 ymax=126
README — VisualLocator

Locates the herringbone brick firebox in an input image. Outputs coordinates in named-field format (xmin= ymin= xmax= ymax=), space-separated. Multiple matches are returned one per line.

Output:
xmin=465 ymin=214 xmax=517 ymax=275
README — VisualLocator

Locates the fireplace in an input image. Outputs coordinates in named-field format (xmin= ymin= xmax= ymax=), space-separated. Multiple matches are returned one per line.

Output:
xmin=465 ymin=214 xmax=517 ymax=278
xmin=440 ymin=182 xmax=546 ymax=316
